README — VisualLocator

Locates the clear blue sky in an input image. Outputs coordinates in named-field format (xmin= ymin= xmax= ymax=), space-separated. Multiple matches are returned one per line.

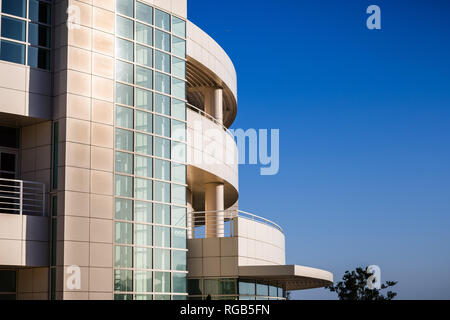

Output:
xmin=188 ymin=0 xmax=450 ymax=299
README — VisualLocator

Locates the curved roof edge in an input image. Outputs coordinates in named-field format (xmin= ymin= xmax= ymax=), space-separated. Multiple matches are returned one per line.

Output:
xmin=239 ymin=265 xmax=333 ymax=291
xmin=186 ymin=21 xmax=238 ymax=102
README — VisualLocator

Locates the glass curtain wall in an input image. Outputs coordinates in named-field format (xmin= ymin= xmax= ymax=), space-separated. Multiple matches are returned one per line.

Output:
xmin=114 ymin=0 xmax=187 ymax=300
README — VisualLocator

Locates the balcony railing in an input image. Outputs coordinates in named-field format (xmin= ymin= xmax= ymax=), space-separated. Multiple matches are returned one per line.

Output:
xmin=187 ymin=103 xmax=235 ymax=140
xmin=187 ymin=209 xmax=283 ymax=239
xmin=0 ymin=178 xmax=46 ymax=216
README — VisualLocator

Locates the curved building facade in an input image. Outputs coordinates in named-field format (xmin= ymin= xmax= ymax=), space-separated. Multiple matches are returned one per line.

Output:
xmin=0 ymin=0 xmax=332 ymax=300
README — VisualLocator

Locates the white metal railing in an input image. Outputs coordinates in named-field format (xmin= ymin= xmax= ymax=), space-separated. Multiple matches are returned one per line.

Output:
xmin=187 ymin=209 xmax=283 ymax=239
xmin=0 ymin=178 xmax=46 ymax=216
xmin=186 ymin=103 xmax=235 ymax=140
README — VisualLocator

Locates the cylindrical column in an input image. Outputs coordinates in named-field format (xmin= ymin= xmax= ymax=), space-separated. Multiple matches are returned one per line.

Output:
xmin=205 ymin=182 xmax=224 ymax=238
xmin=203 ymin=87 xmax=223 ymax=124
xmin=187 ymin=189 xmax=194 ymax=239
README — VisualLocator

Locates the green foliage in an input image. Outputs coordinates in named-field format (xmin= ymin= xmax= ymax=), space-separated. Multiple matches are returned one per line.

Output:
xmin=326 ymin=266 xmax=397 ymax=300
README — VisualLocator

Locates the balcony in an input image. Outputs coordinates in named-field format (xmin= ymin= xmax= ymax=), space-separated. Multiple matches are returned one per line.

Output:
xmin=186 ymin=104 xmax=239 ymax=210
xmin=0 ymin=178 xmax=48 ymax=267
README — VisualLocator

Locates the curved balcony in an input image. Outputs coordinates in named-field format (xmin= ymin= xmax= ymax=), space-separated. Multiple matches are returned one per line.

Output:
xmin=186 ymin=21 xmax=237 ymax=128
xmin=186 ymin=104 xmax=239 ymax=210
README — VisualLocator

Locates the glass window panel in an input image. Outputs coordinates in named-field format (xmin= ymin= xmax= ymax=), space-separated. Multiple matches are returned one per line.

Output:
xmin=155 ymin=94 xmax=170 ymax=115
xmin=171 ymin=184 xmax=186 ymax=205
xmin=188 ymin=279 xmax=203 ymax=295
xmin=115 ymin=245 xmax=132 ymax=268
xmin=115 ymin=151 xmax=133 ymax=174
xmin=155 ymin=159 xmax=170 ymax=181
xmin=172 ymin=57 xmax=185 ymax=79
xmin=155 ymin=115 xmax=170 ymax=137
xmin=116 ymin=38 xmax=134 ymax=61
xmin=136 ymin=22 xmax=152 ymax=45
xmin=154 ymin=203 xmax=170 ymax=225
xmin=134 ymin=247 xmax=152 ymax=269
xmin=155 ymin=29 xmax=170 ymax=52
xmin=155 ymin=50 xmax=170 ymax=73
xmin=239 ymin=281 xmax=256 ymax=295
xmin=172 ymin=78 xmax=185 ymax=99
xmin=172 ymin=228 xmax=186 ymax=249
xmin=136 ymin=44 xmax=152 ymax=67
xmin=28 ymin=23 xmax=51 ymax=47
xmin=172 ymin=16 xmax=186 ymax=38
xmin=278 ymin=287 xmax=283 ymax=297
xmin=135 ymin=132 xmax=153 ymax=156
xmin=173 ymin=273 xmax=186 ymax=293
xmin=29 ymin=0 xmax=51 ymax=24
xmin=135 ymin=223 xmax=152 ymax=246
xmin=0 ymin=270 xmax=16 ymax=292
xmin=172 ymin=206 xmax=186 ymax=227
xmin=116 ymin=15 xmax=134 ymax=39
xmin=115 ymin=174 xmax=133 ymax=197
xmin=116 ymin=60 xmax=134 ymax=84
xmin=1 ymin=0 xmax=26 ymax=17
xmin=172 ymin=36 xmax=186 ymax=58
xmin=269 ymin=286 xmax=278 ymax=297
xmin=256 ymin=283 xmax=268 ymax=296
xmin=172 ymin=250 xmax=186 ymax=271
xmin=115 ymin=198 xmax=133 ymax=221
xmin=115 ymin=222 xmax=132 ymax=244
xmin=171 ymin=141 xmax=186 ymax=162
xmin=171 ymin=99 xmax=186 ymax=120
xmin=134 ymin=271 xmax=152 ymax=293
xmin=115 ymin=128 xmax=133 ymax=151
xmin=172 ymin=119 xmax=186 ymax=142
xmin=114 ymin=269 xmax=132 ymax=292
xmin=136 ymin=110 xmax=152 ymax=133
xmin=28 ymin=47 xmax=50 ymax=70
xmin=115 ymin=105 xmax=133 ymax=128
xmin=114 ymin=294 xmax=133 ymax=300
xmin=135 ymin=200 xmax=152 ymax=223
xmin=204 ymin=279 xmax=219 ymax=295
xmin=154 ymin=248 xmax=170 ymax=270
xmin=154 ymin=272 xmax=170 ymax=293
xmin=115 ymin=83 xmax=134 ymax=106
xmin=135 ymin=155 xmax=152 ymax=178
xmin=155 ymin=9 xmax=170 ymax=31
xmin=220 ymin=279 xmax=237 ymax=295
xmin=136 ymin=88 xmax=153 ymax=111
xmin=155 ymin=72 xmax=170 ymax=94
xmin=1 ymin=17 xmax=26 ymax=42
xmin=136 ymin=2 xmax=153 ymax=24
xmin=154 ymin=226 xmax=170 ymax=247
xmin=154 ymin=137 xmax=170 ymax=159
xmin=135 ymin=294 xmax=153 ymax=300
xmin=116 ymin=0 xmax=134 ymax=17
xmin=154 ymin=181 xmax=170 ymax=203
xmin=136 ymin=66 xmax=153 ymax=89
xmin=135 ymin=177 xmax=152 ymax=200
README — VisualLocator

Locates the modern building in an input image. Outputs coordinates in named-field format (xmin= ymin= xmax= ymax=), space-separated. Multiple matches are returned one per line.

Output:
xmin=0 ymin=0 xmax=332 ymax=300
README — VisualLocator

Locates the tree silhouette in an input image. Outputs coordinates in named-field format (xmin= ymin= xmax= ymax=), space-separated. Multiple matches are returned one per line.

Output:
xmin=326 ymin=266 xmax=397 ymax=300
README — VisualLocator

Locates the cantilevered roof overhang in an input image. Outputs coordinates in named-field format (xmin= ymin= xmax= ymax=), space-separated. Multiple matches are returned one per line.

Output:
xmin=238 ymin=265 xmax=333 ymax=291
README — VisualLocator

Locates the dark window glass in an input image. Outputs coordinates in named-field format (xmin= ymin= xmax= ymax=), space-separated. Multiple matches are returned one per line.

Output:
xmin=28 ymin=47 xmax=50 ymax=70
xmin=29 ymin=0 xmax=51 ymax=24
xmin=0 ymin=40 xmax=25 ymax=64
xmin=29 ymin=23 xmax=51 ymax=47
xmin=0 ymin=270 xmax=16 ymax=292
xmin=0 ymin=127 xmax=19 ymax=148
xmin=1 ymin=0 xmax=26 ymax=18
xmin=0 ymin=153 xmax=15 ymax=173
xmin=1 ymin=17 xmax=26 ymax=42
xmin=187 ymin=279 xmax=202 ymax=295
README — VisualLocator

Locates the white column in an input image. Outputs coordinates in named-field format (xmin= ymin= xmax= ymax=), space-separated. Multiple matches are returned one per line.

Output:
xmin=187 ymin=189 xmax=194 ymax=239
xmin=203 ymin=87 xmax=223 ymax=124
xmin=205 ymin=182 xmax=224 ymax=238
